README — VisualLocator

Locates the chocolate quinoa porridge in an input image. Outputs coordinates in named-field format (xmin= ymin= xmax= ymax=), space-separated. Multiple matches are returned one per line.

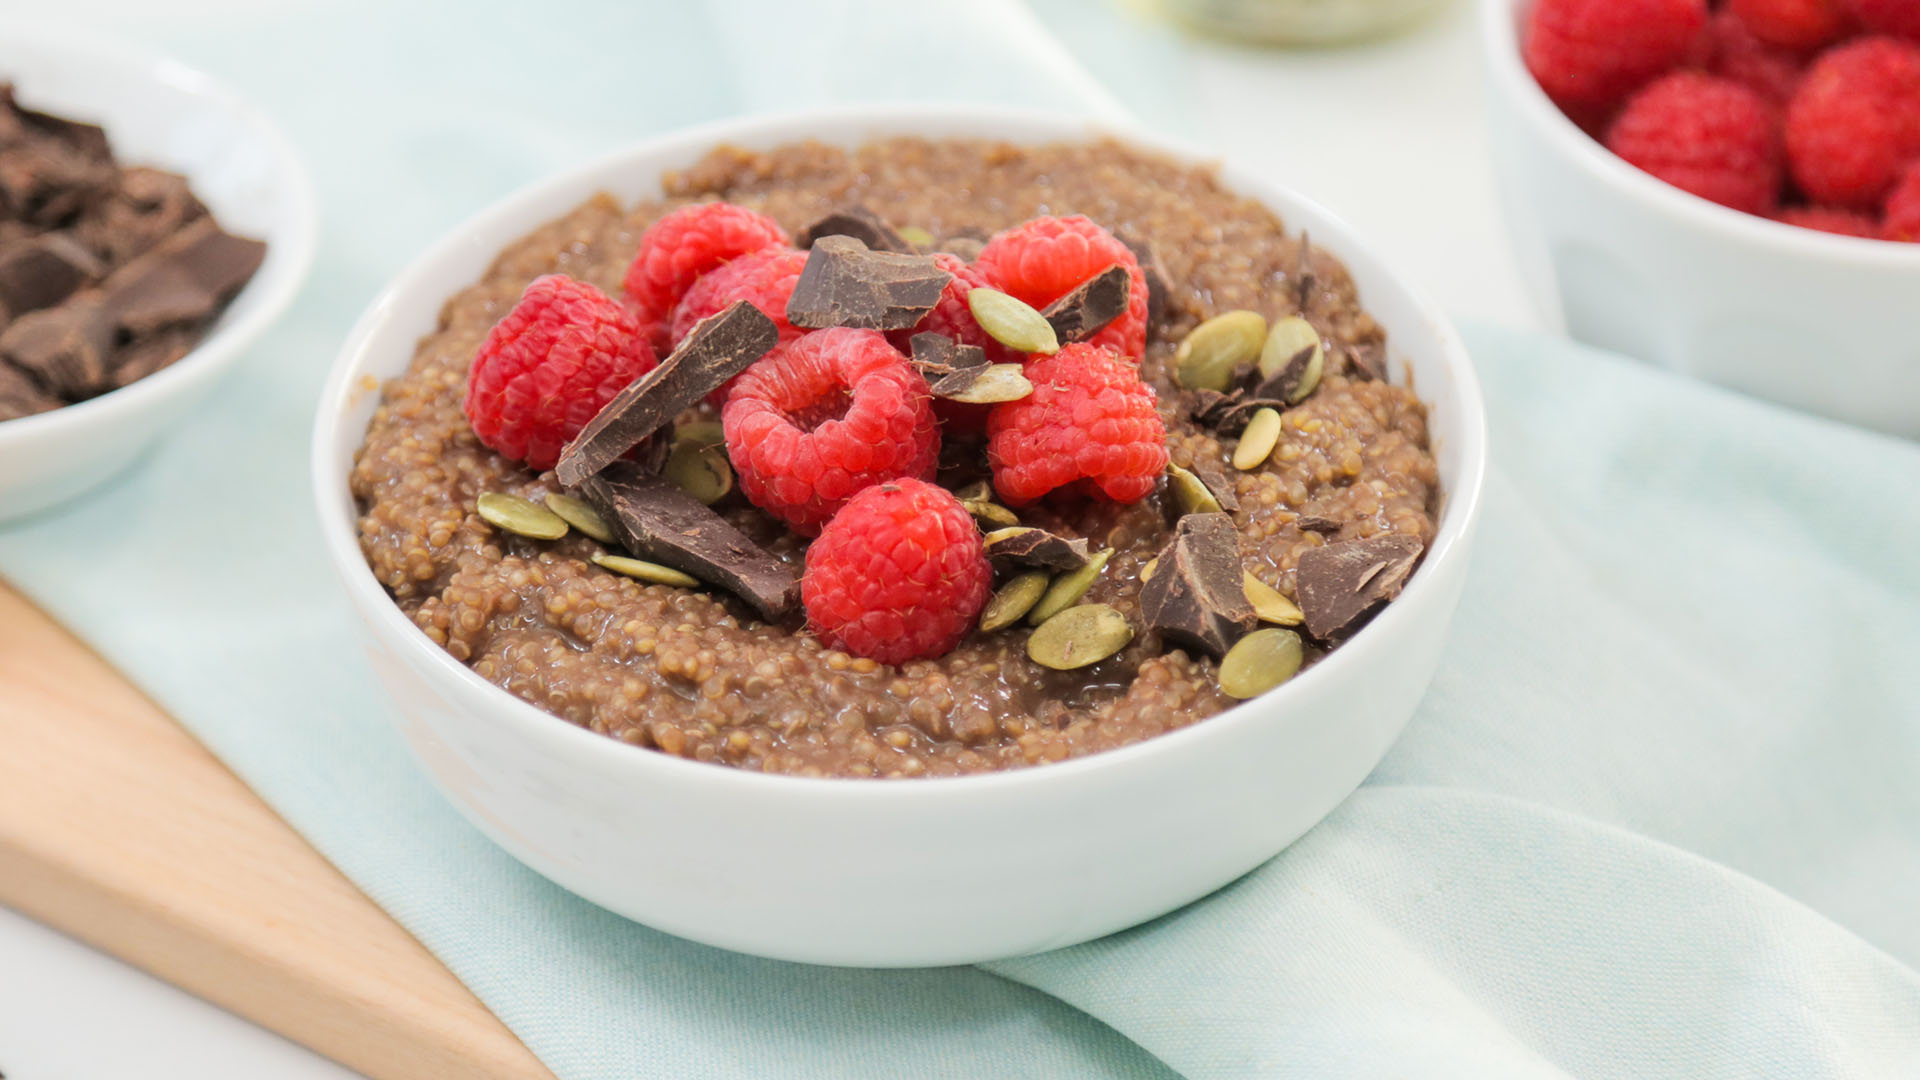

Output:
xmin=351 ymin=137 xmax=1439 ymax=779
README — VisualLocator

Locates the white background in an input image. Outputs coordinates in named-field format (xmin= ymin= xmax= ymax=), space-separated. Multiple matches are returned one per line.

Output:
xmin=0 ymin=2 xmax=1540 ymax=1076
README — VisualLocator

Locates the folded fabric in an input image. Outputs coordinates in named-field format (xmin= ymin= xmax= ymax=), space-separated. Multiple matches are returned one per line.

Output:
xmin=1 ymin=2 xmax=1915 ymax=1078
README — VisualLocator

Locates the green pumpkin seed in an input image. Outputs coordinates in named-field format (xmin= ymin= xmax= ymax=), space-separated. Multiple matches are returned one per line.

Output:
xmin=477 ymin=492 xmax=568 ymax=540
xmin=1232 ymin=407 xmax=1283 ymax=471
xmin=1217 ymin=627 xmax=1304 ymax=699
xmin=1259 ymin=316 xmax=1325 ymax=404
xmin=591 ymin=552 xmax=701 ymax=588
xmin=1027 ymin=603 xmax=1133 ymax=670
xmin=898 ymin=225 xmax=937 ymax=249
xmin=674 ymin=419 xmax=725 ymax=448
xmin=542 ymin=493 xmax=615 ymax=544
xmin=1027 ymin=547 xmax=1113 ymax=625
xmin=1242 ymin=571 xmax=1305 ymax=626
xmin=969 ymin=288 xmax=1059 ymax=355
xmin=980 ymin=571 xmax=1050 ymax=632
xmin=1174 ymin=310 xmax=1266 ymax=392
xmin=665 ymin=441 xmax=733 ymax=505
xmin=1166 ymin=463 xmax=1224 ymax=516
xmin=942 ymin=363 xmax=1034 ymax=404
xmin=963 ymin=499 xmax=1020 ymax=529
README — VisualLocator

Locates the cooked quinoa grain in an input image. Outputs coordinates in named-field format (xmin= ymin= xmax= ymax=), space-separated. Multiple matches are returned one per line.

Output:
xmin=350 ymin=137 xmax=1439 ymax=779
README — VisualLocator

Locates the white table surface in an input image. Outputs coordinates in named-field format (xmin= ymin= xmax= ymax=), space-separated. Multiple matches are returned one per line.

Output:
xmin=0 ymin=2 xmax=1534 ymax=1076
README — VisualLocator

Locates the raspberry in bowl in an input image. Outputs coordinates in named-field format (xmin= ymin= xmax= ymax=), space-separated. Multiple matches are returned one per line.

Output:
xmin=1483 ymin=0 xmax=1920 ymax=439
xmin=315 ymin=107 xmax=1484 ymax=966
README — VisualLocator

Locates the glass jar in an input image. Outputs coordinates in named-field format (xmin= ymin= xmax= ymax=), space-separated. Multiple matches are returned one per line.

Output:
xmin=1154 ymin=0 xmax=1452 ymax=44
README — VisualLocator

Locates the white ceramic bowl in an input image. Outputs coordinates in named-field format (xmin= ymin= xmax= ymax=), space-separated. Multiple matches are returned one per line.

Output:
xmin=313 ymin=105 xmax=1486 ymax=967
xmin=1482 ymin=0 xmax=1920 ymax=440
xmin=0 ymin=28 xmax=315 ymax=521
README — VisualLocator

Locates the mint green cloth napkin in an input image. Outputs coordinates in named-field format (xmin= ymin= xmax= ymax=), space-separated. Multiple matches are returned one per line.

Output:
xmin=2 ymin=1 xmax=1917 ymax=1077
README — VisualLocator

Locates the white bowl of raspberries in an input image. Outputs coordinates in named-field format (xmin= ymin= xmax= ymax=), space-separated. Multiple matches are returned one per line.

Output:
xmin=1483 ymin=0 xmax=1920 ymax=439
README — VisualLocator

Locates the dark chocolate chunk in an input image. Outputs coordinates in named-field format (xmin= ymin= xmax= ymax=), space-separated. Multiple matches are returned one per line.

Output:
xmin=1293 ymin=515 xmax=1343 ymax=536
xmin=1294 ymin=533 xmax=1424 ymax=641
xmin=99 ymin=217 xmax=266 ymax=336
xmin=0 ymin=138 xmax=113 ymax=226
xmin=0 ymin=295 xmax=113 ymax=399
xmin=1040 ymin=264 xmax=1129 ymax=344
xmin=1189 ymin=460 xmax=1240 ymax=513
xmin=1293 ymin=232 xmax=1316 ymax=311
xmin=578 ymin=462 xmax=798 ymax=621
xmin=109 ymin=328 xmax=196 ymax=389
xmin=1184 ymin=388 xmax=1239 ymax=428
xmin=1140 ymin=512 xmax=1255 ymax=660
xmin=1253 ymin=344 xmax=1318 ymax=403
xmin=797 ymin=205 xmax=914 ymax=253
xmin=0 ymin=232 xmax=102 ymax=317
xmin=1344 ymin=340 xmax=1387 ymax=382
xmin=14 ymin=94 xmax=113 ymax=164
xmin=1119 ymin=233 xmax=1171 ymax=330
xmin=908 ymin=331 xmax=985 ymax=381
xmin=0 ymin=358 xmax=60 ymax=419
xmin=556 ymin=301 xmax=777 ymax=487
xmin=73 ymin=166 xmax=208 ymax=265
xmin=983 ymin=527 xmax=1091 ymax=571
xmin=784 ymin=235 xmax=950 ymax=331
xmin=1212 ymin=397 xmax=1290 ymax=436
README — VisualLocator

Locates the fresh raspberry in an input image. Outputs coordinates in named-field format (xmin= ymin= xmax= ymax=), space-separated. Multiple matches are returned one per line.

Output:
xmin=1729 ymin=0 xmax=1852 ymax=50
xmin=987 ymin=343 xmax=1168 ymax=506
xmin=1786 ymin=38 xmax=1920 ymax=208
xmin=1776 ymin=205 xmax=1884 ymax=236
xmin=1884 ymin=162 xmax=1920 ymax=240
xmin=973 ymin=216 xmax=1151 ymax=358
xmin=1699 ymin=11 xmax=1807 ymax=104
xmin=1606 ymin=72 xmax=1783 ymax=214
xmin=1524 ymin=0 xmax=1708 ymax=113
xmin=463 ymin=275 xmax=657 ymax=471
xmin=667 ymin=245 xmax=810 ymax=406
xmin=889 ymin=252 xmax=1008 ymax=432
xmin=722 ymin=328 xmax=939 ymax=535
xmin=801 ymin=478 xmax=993 ymax=665
xmin=1846 ymin=0 xmax=1920 ymax=42
xmin=621 ymin=202 xmax=789 ymax=332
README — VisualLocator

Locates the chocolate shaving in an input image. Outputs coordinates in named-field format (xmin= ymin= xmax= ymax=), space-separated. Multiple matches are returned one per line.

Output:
xmin=785 ymin=235 xmax=951 ymax=331
xmin=556 ymin=301 xmax=777 ymax=487
xmin=1212 ymin=398 xmax=1290 ymax=436
xmin=1293 ymin=232 xmax=1316 ymax=311
xmin=1139 ymin=512 xmax=1255 ymax=660
xmin=1189 ymin=460 xmax=1240 ymax=513
xmin=1041 ymin=264 xmax=1129 ymax=344
xmin=578 ymin=462 xmax=799 ymax=621
xmin=0 ymin=233 xmax=102 ymax=318
xmin=1344 ymin=340 xmax=1387 ymax=382
xmin=1119 ymin=232 xmax=1171 ymax=330
xmin=983 ymin=527 xmax=1091 ymax=571
xmin=797 ymin=205 xmax=915 ymax=253
xmin=1293 ymin=515 xmax=1343 ymax=536
xmin=1253 ymin=344 xmax=1317 ymax=403
xmin=1184 ymin=388 xmax=1239 ymax=428
xmin=929 ymin=366 xmax=989 ymax=398
xmin=0 ymin=296 xmax=112 ymax=399
xmin=909 ymin=331 xmax=986 ymax=381
xmin=1294 ymin=533 xmax=1424 ymax=641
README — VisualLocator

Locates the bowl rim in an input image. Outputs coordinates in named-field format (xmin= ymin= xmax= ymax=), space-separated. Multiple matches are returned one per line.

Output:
xmin=1479 ymin=0 xmax=1920 ymax=267
xmin=0 ymin=24 xmax=319 ymax=449
xmin=312 ymin=101 xmax=1488 ymax=798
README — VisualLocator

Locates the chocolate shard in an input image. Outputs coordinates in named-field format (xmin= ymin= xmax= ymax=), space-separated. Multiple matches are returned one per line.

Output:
xmin=1344 ymin=340 xmax=1387 ymax=382
xmin=0 ymin=232 xmax=102 ymax=317
xmin=556 ymin=301 xmax=777 ymax=487
xmin=784 ymin=235 xmax=951 ymax=331
xmin=1189 ymin=460 xmax=1240 ymax=513
xmin=1254 ymin=344 xmax=1318 ymax=403
xmin=100 ymin=217 xmax=267 ymax=337
xmin=0 ymin=295 xmax=112 ymax=399
xmin=908 ymin=331 xmax=985 ymax=381
xmin=0 ymin=357 xmax=60 ymax=419
xmin=1184 ymin=388 xmax=1239 ymax=428
xmin=1295 ymin=533 xmax=1424 ymax=641
xmin=1119 ymin=232 xmax=1171 ymax=329
xmin=797 ymin=205 xmax=914 ymax=253
xmin=1213 ymin=397 xmax=1290 ymax=436
xmin=1293 ymin=515 xmax=1343 ymax=536
xmin=73 ymin=166 xmax=208 ymax=266
xmin=578 ymin=462 xmax=798 ymax=621
xmin=1140 ymin=512 xmax=1255 ymax=660
xmin=1041 ymin=264 xmax=1129 ymax=344
xmin=108 ymin=328 xmax=196 ymax=389
xmin=1293 ymin=232 xmax=1316 ymax=310
xmin=983 ymin=526 xmax=1091 ymax=571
